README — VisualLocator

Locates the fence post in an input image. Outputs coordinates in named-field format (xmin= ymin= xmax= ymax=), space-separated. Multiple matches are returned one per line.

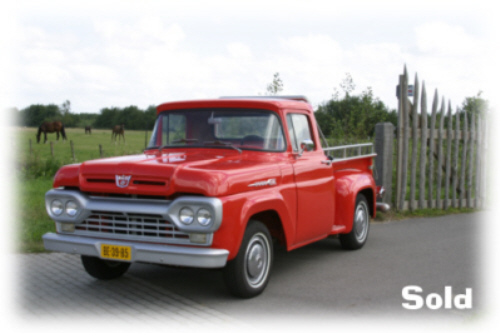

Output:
xmin=409 ymin=74 xmax=419 ymax=211
xmin=375 ymin=122 xmax=394 ymax=206
xmin=29 ymin=139 xmax=33 ymax=157
xmin=50 ymin=141 xmax=54 ymax=157
xmin=418 ymin=82 xmax=427 ymax=209
xmin=70 ymin=140 xmax=75 ymax=161
xmin=99 ymin=144 xmax=103 ymax=158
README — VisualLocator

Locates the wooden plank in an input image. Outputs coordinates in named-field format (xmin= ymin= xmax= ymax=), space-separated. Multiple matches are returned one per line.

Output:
xmin=399 ymin=67 xmax=410 ymax=211
xmin=444 ymin=102 xmax=452 ymax=209
xmin=475 ymin=116 xmax=481 ymax=207
xmin=468 ymin=114 xmax=475 ymax=208
xmin=396 ymin=73 xmax=405 ymax=211
xmin=428 ymin=89 xmax=438 ymax=208
xmin=482 ymin=116 xmax=488 ymax=207
xmin=460 ymin=113 xmax=468 ymax=208
xmin=409 ymin=74 xmax=419 ymax=211
xmin=419 ymin=82 xmax=427 ymax=209
xmin=436 ymin=98 xmax=445 ymax=209
xmin=452 ymin=110 xmax=460 ymax=208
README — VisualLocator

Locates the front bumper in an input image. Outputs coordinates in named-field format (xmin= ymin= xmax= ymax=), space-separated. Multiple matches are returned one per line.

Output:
xmin=43 ymin=232 xmax=229 ymax=268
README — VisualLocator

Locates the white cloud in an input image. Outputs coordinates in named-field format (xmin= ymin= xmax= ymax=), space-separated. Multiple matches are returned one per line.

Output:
xmin=227 ymin=42 xmax=253 ymax=59
xmin=415 ymin=21 xmax=482 ymax=56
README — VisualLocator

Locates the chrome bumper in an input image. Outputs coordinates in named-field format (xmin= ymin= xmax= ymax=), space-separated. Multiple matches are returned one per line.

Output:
xmin=376 ymin=202 xmax=391 ymax=212
xmin=42 ymin=232 xmax=229 ymax=268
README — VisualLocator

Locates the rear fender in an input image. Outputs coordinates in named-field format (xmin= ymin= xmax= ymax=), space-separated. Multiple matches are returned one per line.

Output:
xmin=334 ymin=171 xmax=375 ymax=233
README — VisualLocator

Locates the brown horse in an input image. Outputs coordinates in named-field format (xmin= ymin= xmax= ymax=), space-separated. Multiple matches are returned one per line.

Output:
xmin=85 ymin=126 xmax=92 ymax=134
xmin=112 ymin=124 xmax=125 ymax=142
xmin=36 ymin=121 xmax=67 ymax=144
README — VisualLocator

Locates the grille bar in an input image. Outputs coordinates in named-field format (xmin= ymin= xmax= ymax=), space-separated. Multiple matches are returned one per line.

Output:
xmin=73 ymin=211 xmax=199 ymax=245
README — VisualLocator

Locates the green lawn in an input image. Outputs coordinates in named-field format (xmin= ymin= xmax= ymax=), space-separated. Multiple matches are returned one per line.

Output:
xmin=18 ymin=127 xmax=150 ymax=164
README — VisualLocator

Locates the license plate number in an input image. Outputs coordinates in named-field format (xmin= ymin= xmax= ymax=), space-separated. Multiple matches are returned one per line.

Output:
xmin=100 ymin=244 xmax=132 ymax=261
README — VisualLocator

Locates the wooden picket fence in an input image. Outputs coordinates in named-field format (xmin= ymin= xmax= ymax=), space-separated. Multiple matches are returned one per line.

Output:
xmin=395 ymin=67 xmax=488 ymax=211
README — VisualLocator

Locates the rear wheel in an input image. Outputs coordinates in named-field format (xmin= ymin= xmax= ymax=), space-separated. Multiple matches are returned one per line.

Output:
xmin=81 ymin=255 xmax=131 ymax=280
xmin=223 ymin=221 xmax=273 ymax=298
xmin=339 ymin=194 xmax=370 ymax=250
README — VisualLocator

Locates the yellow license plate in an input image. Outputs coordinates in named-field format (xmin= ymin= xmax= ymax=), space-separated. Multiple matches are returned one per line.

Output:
xmin=100 ymin=244 xmax=132 ymax=261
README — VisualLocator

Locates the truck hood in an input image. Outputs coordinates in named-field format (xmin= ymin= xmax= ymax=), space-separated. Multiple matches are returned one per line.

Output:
xmin=54 ymin=150 xmax=284 ymax=197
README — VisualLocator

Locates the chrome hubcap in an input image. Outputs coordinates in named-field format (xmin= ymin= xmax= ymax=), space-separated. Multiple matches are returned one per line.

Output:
xmin=245 ymin=233 xmax=270 ymax=288
xmin=354 ymin=201 xmax=368 ymax=242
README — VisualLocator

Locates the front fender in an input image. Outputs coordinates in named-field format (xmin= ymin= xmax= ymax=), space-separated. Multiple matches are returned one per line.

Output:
xmin=212 ymin=187 xmax=295 ymax=261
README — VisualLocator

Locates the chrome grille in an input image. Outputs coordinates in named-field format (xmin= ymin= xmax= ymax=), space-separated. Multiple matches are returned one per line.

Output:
xmin=73 ymin=211 xmax=197 ymax=245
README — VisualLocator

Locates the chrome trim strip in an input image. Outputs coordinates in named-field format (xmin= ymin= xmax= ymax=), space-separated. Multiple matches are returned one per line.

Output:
xmin=332 ymin=153 xmax=377 ymax=163
xmin=323 ymin=143 xmax=373 ymax=151
xmin=42 ymin=233 xmax=229 ymax=268
xmin=248 ymin=178 xmax=277 ymax=187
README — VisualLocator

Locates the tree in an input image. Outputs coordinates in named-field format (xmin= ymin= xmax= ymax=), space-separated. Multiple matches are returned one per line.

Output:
xmin=315 ymin=86 xmax=396 ymax=140
xmin=61 ymin=100 xmax=71 ymax=115
xmin=266 ymin=72 xmax=283 ymax=95
xmin=94 ymin=105 xmax=158 ymax=130
xmin=460 ymin=91 xmax=488 ymax=118
xmin=339 ymin=72 xmax=356 ymax=96
xmin=19 ymin=104 xmax=62 ymax=127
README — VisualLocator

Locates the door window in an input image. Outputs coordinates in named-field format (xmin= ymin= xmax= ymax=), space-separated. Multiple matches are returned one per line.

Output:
xmin=286 ymin=114 xmax=313 ymax=152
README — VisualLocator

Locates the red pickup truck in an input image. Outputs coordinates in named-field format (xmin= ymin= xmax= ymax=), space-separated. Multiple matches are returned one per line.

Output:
xmin=43 ymin=96 xmax=387 ymax=298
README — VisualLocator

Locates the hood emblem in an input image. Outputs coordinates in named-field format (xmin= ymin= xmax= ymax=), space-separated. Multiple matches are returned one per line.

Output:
xmin=115 ymin=175 xmax=132 ymax=188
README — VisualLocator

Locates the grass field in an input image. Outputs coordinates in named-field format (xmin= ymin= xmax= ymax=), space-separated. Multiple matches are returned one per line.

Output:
xmin=18 ymin=127 xmax=151 ymax=165
xmin=16 ymin=127 xmax=152 ymax=252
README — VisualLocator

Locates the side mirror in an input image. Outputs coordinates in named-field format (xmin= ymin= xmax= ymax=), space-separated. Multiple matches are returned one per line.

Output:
xmin=298 ymin=139 xmax=314 ymax=157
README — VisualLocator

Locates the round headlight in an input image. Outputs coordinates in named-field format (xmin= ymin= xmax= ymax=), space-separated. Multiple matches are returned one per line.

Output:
xmin=51 ymin=200 xmax=63 ymax=216
xmin=65 ymin=200 xmax=79 ymax=217
xmin=197 ymin=208 xmax=212 ymax=226
xmin=179 ymin=207 xmax=194 ymax=224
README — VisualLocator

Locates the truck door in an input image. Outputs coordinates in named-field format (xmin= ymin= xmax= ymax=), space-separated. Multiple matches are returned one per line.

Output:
xmin=286 ymin=113 xmax=335 ymax=245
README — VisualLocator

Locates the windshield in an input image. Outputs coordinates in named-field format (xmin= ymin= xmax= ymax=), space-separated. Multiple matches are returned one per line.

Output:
xmin=147 ymin=108 xmax=286 ymax=152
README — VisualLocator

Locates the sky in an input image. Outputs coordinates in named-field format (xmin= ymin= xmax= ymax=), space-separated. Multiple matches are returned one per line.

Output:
xmin=1 ymin=0 xmax=498 ymax=114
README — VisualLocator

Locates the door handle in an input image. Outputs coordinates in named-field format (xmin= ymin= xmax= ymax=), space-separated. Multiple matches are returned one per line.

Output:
xmin=321 ymin=160 xmax=332 ymax=166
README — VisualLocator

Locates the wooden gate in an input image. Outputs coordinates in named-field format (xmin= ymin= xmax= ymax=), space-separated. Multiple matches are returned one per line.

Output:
xmin=395 ymin=67 xmax=487 ymax=211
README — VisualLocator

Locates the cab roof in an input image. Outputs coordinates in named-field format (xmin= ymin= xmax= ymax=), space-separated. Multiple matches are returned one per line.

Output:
xmin=156 ymin=96 xmax=312 ymax=115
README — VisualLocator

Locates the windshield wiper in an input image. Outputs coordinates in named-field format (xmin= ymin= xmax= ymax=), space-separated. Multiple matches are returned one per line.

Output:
xmin=203 ymin=140 xmax=242 ymax=154
xmin=171 ymin=138 xmax=199 ymax=144
xmin=155 ymin=139 xmax=199 ymax=154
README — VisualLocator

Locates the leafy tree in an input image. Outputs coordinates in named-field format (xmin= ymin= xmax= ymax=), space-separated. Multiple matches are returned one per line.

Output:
xmin=94 ymin=105 xmax=159 ymax=130
xmin=19 ymin=104 xmax=62 ymax=127
xmin=460 ymin=91 xmax=488 ymax=118
xmin=315 ymin=87 xmax=396 ymax=140
xmin=266 ymin=72 xmax=283 ymax=95
xmin=76 ymin=113 xmax=99 ymax=128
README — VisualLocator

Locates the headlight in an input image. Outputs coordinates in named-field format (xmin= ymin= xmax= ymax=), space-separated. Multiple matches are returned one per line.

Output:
xmin=197 ymin=208 xmax=212 ymax=226
xmin=179 ymin=207 xmax=194 ymax=224
xmin=65 ymin=200 xmax=79 ymax=217
xmin=51 ymin=200 xmax=63 ymax=215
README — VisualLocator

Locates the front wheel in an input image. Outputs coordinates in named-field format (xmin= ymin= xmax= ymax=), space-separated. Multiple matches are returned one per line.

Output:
xmin=339 ymin=194 xmax=370 ymax=250
xmin=81 ymin=255 xmax=131 ymax=280
xmin=223 ymin=221 xmax=273 ymax=298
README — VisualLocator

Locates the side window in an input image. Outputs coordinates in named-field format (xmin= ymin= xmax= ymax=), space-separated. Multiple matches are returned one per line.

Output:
xmin=286 ymin=114 xmax=313 ymax=152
